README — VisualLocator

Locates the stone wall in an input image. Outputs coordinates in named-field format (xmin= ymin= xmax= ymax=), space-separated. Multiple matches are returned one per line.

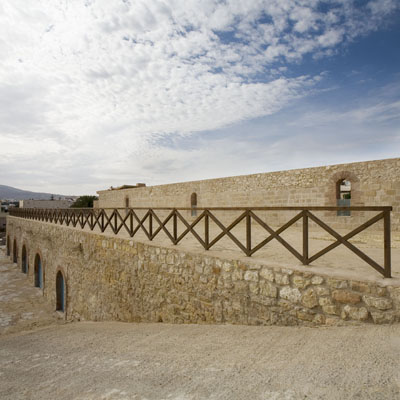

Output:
xmin=7 ymin=216 xmax=400 ymax=326
xmin=97 ymin=158 xmax=400 ymax=231
xmin=19 ymin=199 xmax=73 ymax=209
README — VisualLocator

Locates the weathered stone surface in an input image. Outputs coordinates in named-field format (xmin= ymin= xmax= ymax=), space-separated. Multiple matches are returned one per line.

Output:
xmin=259 ymin=268 xmax=274 ymax=282
xmin=370 ymin=311 xmax=396 ymax=324
xmin=279 ymin=287 xmax=301 ymax=304
xmin=311 ymin=276 xmax=324 ymax=285
xmin=259 ymin=281 xmax=278 ymax=298
xmin=275 ymin=273 xmax=290 ymax=285
xmin=301 ymin=288 xmax=318 ymax=309
xmin=363 ymin=296 xmax=392 ymax=311
xmin=332 ymin=290 xmax=361 ymax=304
xmin=327 ymin=278 xmax=348 ymax=289
xmin=322 ymin=305 xmax=338 ymax=315
xmin=244 ymin=271 xmax=258 ymax=282
xmin=297 ymin=310 xmax=315 ymax=321
xmin=315 ymin=286 xmax=330 ymax=296
xmin=293 ymin=275 xmax=310 ymax=289
xmin=342 ymin=305 xmax=369 ymax=321
xmin=319 ymin=297 xmax=332 ymax=306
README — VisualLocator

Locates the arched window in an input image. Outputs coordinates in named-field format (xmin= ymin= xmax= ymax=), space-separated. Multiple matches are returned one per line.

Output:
xmin=6 ymin=235 xmax=10 ymax=256
xmin=22 ymin=245 xmax=28 ymax=274
xmin=191 ymin=193 xmax=197 ymax=217
xmin=13 ymin=239 xmax=17 ymax=263
xmin=34 ymin=254 xmax=43 ymax=289
xmin=336 ymin=179 xmax=351 ymax=216
xmin=56 ymin=271 xmax=65 ymax=312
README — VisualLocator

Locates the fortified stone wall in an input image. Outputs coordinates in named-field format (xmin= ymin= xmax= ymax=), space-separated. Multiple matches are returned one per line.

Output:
xmin=97 ymin=158 xmax=400 ymax=232
xmin=6 ymin=216 xmax=400 ymax=326
xmin=19 ymin=199 xmax=73 ymax=209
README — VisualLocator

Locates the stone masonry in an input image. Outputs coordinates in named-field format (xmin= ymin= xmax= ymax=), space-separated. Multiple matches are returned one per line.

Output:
xmin=97 ymin=157 xmax=400 ymax=232
xmin=7 ymin=216 xmax=400 ymax=327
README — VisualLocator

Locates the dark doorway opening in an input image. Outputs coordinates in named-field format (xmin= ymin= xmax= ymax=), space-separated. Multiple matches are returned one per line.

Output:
xmin=56 ymin=271 xmax=65 ymax=312
xmin=22 ymin=245 xmax=28 ymax=273
xmin=34 ymin=254 xmax=43 ymax=288
xmin=13 ymin=239 xmax=17 ymax=263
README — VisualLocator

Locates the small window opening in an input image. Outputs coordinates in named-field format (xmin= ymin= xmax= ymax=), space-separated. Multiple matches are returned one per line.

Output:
xmin=13 ymin=239 xmax=17 ymax=263
xmin=22 ymin=245 xmax=28 ymax=273
xmin=336 ymin=179 xmax=351 ymax=216
xmin=125 ymin=196 xmax=129 ymax=208
xmin=191 ymin=193 xmax=197 ymax=217
xmin=6 ymin=236 xmax=10 ymax=256
xmin=56 ymin=271 xmax=65 ymax=312
xmin=34 ymin=254 xmax=43 ymax=288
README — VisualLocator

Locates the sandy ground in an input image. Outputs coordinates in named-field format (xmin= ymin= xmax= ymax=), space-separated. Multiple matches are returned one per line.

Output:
xmin=1 ymin=249 xmax=400 ymax=400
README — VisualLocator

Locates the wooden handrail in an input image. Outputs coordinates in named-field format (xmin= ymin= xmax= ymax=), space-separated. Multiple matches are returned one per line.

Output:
xmin=9 ymin=206 xmax=392 ymax=278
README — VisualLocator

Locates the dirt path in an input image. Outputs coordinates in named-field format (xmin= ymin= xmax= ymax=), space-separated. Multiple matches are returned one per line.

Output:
xmin=1 ymin=321 xmax=400 ymax=400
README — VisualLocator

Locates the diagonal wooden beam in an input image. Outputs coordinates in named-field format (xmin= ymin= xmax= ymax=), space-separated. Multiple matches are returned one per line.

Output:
xmin=249 ymin=211 xmax=304 ymax=262
xmin=307 ymin=211 xmax=386 ymax=276
xmin=308 ymin=212 xmax=384 ymax=263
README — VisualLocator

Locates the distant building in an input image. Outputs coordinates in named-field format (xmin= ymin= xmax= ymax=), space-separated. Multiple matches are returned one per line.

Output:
xmin=0 ymin=211 xmax=6 ymax=231
xmin=19 ymin=199 xmax=73 ymax=209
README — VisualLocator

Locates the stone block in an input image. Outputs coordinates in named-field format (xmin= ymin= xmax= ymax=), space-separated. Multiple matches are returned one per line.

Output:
xmin=293 ymin=275 xmax=310 ymax=289
xmin=363 ymin=295 xmax=392 ymax=310
xmin=322 ymin=304 xmax=338 ymax=315
xmin=279 ymin=287 xmax=301 ymax=304
xmin=244 ymin=271 xmax=258 ymax=282
xmin=315 ymin=286 xmax=330 ymax=296
xmin=332 ymin=290 xmax=361 ymax=304
xmin=259 ymin=281 xmax=278 ymax=298
xmin=259 ymin=267 xmax=274 ymax=282
xmin=327 ymin=278 xmax=348 ymax=289
xmin=370 ymin=311 xmax=396 ymax=324
xmin=275 ymin=273 xmax=289 ymax=285
xmin=301 ymin=288 xmax=318 ymax=308
xmin=341 ymin=305 xmax=369 ymax=321
xmin=311 ymin=276 xmax=324 ymax=285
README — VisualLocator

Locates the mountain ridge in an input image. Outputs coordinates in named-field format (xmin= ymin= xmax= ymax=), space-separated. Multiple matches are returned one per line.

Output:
xmin=0 ymin=184 xmax=73 ymax=200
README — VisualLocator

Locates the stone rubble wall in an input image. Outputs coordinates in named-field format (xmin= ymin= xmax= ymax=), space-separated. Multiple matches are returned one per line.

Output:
xmin=6 ymin=216 xmax=400 ymax=326
xmin=97 ymin=158 xmax=400 ymax=232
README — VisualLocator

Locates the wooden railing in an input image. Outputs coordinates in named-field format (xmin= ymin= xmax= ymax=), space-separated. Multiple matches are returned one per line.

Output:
xmin=9 ymin=206 xmax=392 ymax=278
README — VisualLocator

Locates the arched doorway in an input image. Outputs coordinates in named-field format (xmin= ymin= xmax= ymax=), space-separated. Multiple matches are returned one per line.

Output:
xmin=34 ymin=254 xmax=43 ymax=288
xmin=191 ymin=192 xmax=197 ymax=217
xmin=21 ymin=245 xmax=28 ymax=273
xmin=13 ymin=239 xmax=17 ymax=263
xmin=336 ymin=179 xmax=351 ymax=216
xmin=6 ymin=236 xmax=10 ymax=256
xmin=56 ymin=271 xmax=65 ymax=312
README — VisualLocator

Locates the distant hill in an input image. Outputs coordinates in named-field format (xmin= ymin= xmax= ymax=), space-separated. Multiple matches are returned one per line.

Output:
xmin=0 ymin=185 xmax=72 ymax=201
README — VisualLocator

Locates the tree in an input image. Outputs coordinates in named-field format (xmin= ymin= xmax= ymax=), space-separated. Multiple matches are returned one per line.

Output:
xmin=71 ymin=195 xmax=98 ymax=208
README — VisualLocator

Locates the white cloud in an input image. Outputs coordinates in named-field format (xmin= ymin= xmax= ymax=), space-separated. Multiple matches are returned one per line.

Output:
xmin=0 ymin=0 xmax=398 ymax=194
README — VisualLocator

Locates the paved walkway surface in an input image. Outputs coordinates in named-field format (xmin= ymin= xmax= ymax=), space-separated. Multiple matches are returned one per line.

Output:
xmin=1 ymin=248 xmax=400 ymax=400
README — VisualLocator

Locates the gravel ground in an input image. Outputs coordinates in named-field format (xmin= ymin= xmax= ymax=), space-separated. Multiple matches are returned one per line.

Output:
xmin=1 ymin=321 xmax=400 ymax=400
xmin=1 ymin=246 xmax=400 ymax=400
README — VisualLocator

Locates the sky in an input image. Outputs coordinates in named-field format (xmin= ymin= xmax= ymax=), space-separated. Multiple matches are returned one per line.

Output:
xmin=0 ymin=0 xmax=399 ymax=195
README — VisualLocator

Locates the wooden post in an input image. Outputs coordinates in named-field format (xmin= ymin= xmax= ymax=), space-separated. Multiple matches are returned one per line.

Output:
xmin=303 ymin=210 xmax=309 ymax=265
xmin=246 ymin=210 xmax=251 ymax=256
xmin=173 ymin=210 xmax=177 ymax=244
xmin=384 ymin=210 xmax=391 ymax=278
xmin=205 ymin=211 xmax=209 ymax=250
xmin=149 ymin=211 xmax=153 ymax=240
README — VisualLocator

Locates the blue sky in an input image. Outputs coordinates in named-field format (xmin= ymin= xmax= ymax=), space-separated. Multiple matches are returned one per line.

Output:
xmin=0 ymin=0 xmax=399 ymax=195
